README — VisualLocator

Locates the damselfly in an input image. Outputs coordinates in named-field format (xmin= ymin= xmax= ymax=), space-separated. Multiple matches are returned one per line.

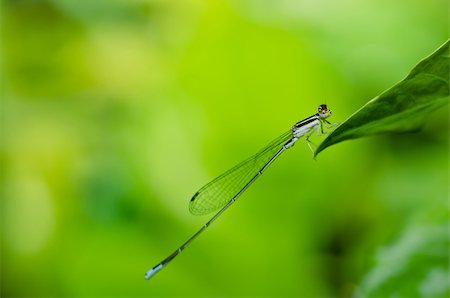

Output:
xmin=145 ymin=104 xmax=335 ymax=279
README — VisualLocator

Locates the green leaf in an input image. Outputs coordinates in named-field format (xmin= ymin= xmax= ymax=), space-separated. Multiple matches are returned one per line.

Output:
xmin=315 ymin=40 xmax=449 ymax=157
xmin=354 ymin=220 xmax=449 ymax=298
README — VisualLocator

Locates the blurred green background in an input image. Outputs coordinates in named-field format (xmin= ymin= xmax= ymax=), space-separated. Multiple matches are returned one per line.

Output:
xmin=1 ymin=0 xmax=448 ymax=297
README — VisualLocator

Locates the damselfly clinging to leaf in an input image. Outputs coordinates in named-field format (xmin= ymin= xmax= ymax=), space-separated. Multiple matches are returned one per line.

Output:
xmin=145 ymin=104 xmax=336 ymax=280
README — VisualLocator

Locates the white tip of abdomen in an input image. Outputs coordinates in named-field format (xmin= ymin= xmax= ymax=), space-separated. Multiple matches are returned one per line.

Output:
xmin=145 ymin=263 xmax=164 ymax=280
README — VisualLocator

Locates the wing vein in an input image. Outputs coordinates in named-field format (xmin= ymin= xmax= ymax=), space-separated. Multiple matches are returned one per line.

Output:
xmin=189 ymin=130 xmax=292 ymax=215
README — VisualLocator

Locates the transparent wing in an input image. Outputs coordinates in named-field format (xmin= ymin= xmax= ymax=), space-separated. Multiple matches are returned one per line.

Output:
xmin=189 ymin=130 xmax=293 ymax=215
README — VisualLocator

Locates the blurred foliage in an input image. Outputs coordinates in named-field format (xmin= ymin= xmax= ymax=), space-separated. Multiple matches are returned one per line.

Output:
xmin=1 ymin=0 xmax=448 ymax=297
xmin=317 ymin=41 xmax=449 ymax=156
xmin=355 ymin=220 xmax=449 ymax=297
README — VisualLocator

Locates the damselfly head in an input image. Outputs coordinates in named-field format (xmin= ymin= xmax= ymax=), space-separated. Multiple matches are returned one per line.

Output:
xmin=318 ymin=104 xmax=331 ymax=119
